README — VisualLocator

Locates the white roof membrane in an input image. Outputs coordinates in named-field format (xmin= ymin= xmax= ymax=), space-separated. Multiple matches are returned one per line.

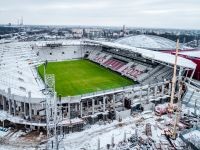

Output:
xmin=84 ymin=40 xmax=196 ymax=69
xmin=179 ymin=50 xmax=200 ymax=59
xmin=115 ymin=35 xmax=191 ymax=50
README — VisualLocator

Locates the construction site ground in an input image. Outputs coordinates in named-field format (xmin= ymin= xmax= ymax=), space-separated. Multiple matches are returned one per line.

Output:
xmin=0 ymin=102 xmax=199 ymax=150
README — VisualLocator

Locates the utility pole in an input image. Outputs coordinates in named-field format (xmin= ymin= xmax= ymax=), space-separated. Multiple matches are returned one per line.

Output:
xmin=168 ymin=39 xmax=179 ymax=112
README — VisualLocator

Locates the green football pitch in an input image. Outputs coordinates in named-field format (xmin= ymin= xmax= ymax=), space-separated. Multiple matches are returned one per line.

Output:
xmin=38 ymin=59 xmax=134 ymax=96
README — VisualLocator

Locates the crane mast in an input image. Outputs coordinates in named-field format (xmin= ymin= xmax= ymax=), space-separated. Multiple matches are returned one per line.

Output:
xmin=168 ymin=39 xmax=179 ymax=112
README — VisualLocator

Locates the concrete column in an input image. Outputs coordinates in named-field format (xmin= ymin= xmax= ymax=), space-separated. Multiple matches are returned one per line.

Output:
xmin=103 ymin=96 xmax=106 ymax=112
xmin=8 ymin=88 xmax=11 ymax=114
xmin=34 ymin=108 xmax=37 ymax=115
xmin=28 ymin=92 xmax=32 ymax=120
xmin=154 ymin=86 xmax=157 ymax=98
xmin=8 ymin=99 xmax=12 ymax=114
xmin=0 ymin=95 xmax=3 ymax=110
xmin=3 ymin=96 xmax=6 ymax=111
xmin=13 ymin=99 xmax=16 ymax=116
xmin=92 ymin=99 xmax=95 ymax=115
xmin=178 ymin=67 xmax=183 ymax=80
xmin=68 ymin=103 xmax=71 ymax=119
xmin=113 ymin=94 xmax=115 ymax=110
xmin=161 ymin=84 xmax=165 ymax=97
xmin=80 ymin=102 xmax=83 ymax=117
xmin=8 ymin=88 xmax=11 ymax=96
xmin=147 ymin=87 xmax=150 ymax=102
xmin=21 ymin=102 xmax=24 ymax=113
xmin=139 ymin=88 xmax=142 ymax=102
xmin=75 ymin=103 xmax=78 ymax=111
xmin=168 ymin=83 xmax=171 ymax=95
xmin=189 ymin=69 xmax=195 ymax=83
xmin=24 ymin=102 xmax=26 ymax=116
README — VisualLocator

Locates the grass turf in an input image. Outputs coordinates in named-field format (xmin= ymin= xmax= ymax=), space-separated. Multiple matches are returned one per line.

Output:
xmin=38 ymin=59 xmax=134 ymax=96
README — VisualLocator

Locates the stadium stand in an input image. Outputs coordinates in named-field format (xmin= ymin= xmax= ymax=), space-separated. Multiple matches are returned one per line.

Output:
xmin=87 ymin=49 xmax=176 ymax=84
xmin=183 ymin=80 xmax=200 ymax=108
xmin=87 ymin=50 xmax=166 ymax=82
xmin=142 ymin=66 xmax=173 ymax=84
xmin=103 ymin=58 xmax=126 ymax=71
xmin=88 ymin=50 xmax=112 ymax=64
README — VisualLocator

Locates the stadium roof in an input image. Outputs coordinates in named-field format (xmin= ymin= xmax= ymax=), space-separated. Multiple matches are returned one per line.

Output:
xmin=84 ymin=40 xmax=197 ymax=70
xmin=0 ymin=42 xmax=45 ymax=98
xmin=35 ymin=40 xmax=82 ymax=47
xmin=179 ymin=50 xmax=200 ymax=59
xmin=114 ymin=35 xmax=191 ymax=50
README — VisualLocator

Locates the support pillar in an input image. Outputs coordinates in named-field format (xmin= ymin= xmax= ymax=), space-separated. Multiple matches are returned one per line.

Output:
xmin=0 ymin=95 xmax=3 ymax=110
xmin=68 ymin=103 xmax=71 ymax=119
xmin=161 ymin=84 xmax=165 ymax=97
xmin=80 ymin=102 xmax=83 ymax=117
xmin=178 ymin=67 xmax=183 ymax=80
xmin=92 ymin=99 xmax=95 ymax=115
xmin=75 ymin=103 xmax=78 ymax=111
xmin=3 ymin=96 xmax=6 ymax=111
xmin=190 ymin=69 xmax=195 ymax=80
xmin=28 ymin=92 xmax=32 ymax=120
xmin=139 ymin=88 xmax=142 ymax=103
xmin=168 ymin=83 xmax=171 ymax=95
xmin=24 ymin=102 xmax=26 ymax=116
xmin=154 ymin=86 xmax=157 ymax=98
xmin=13 ymin=99 xmax=16 ymax=116
xmin=147 ymin=86 xmax=150 ymax=101
xmin=103 ymin=96 xmax=106 ymax=112
xmin=113 ymin=94 xmax=115 ymax=110
xmin=8 ymin=88 xmax=11 ymax=114
xmin=8 ymin=99 xmax=12 ymax=114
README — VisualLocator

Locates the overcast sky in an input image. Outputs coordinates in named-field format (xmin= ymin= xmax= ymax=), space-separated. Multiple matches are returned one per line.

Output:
xmin=0 ymin=0 xmax=200 ymax=29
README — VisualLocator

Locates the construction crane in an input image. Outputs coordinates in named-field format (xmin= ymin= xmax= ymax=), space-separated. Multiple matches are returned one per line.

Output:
xmin=168 ymin=38 xmax=179 ymax=113
xmin=171 ymin=82 xmax=183 ymax=139
xmin=165 ymin=82 xmax=183 ymax=140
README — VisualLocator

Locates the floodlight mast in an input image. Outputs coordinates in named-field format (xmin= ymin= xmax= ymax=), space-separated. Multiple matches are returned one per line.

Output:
xmin=44 ymin=70 xmax=63 ymax=150
xmin=169 ymin=39 xmax=179 ymax=110
xmin=44 ymin=60 xmax=47 ymax=87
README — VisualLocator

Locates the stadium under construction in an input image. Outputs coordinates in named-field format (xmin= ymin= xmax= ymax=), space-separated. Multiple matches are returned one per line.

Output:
xmin=0 ymin=35 xmax=200 ymax=149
